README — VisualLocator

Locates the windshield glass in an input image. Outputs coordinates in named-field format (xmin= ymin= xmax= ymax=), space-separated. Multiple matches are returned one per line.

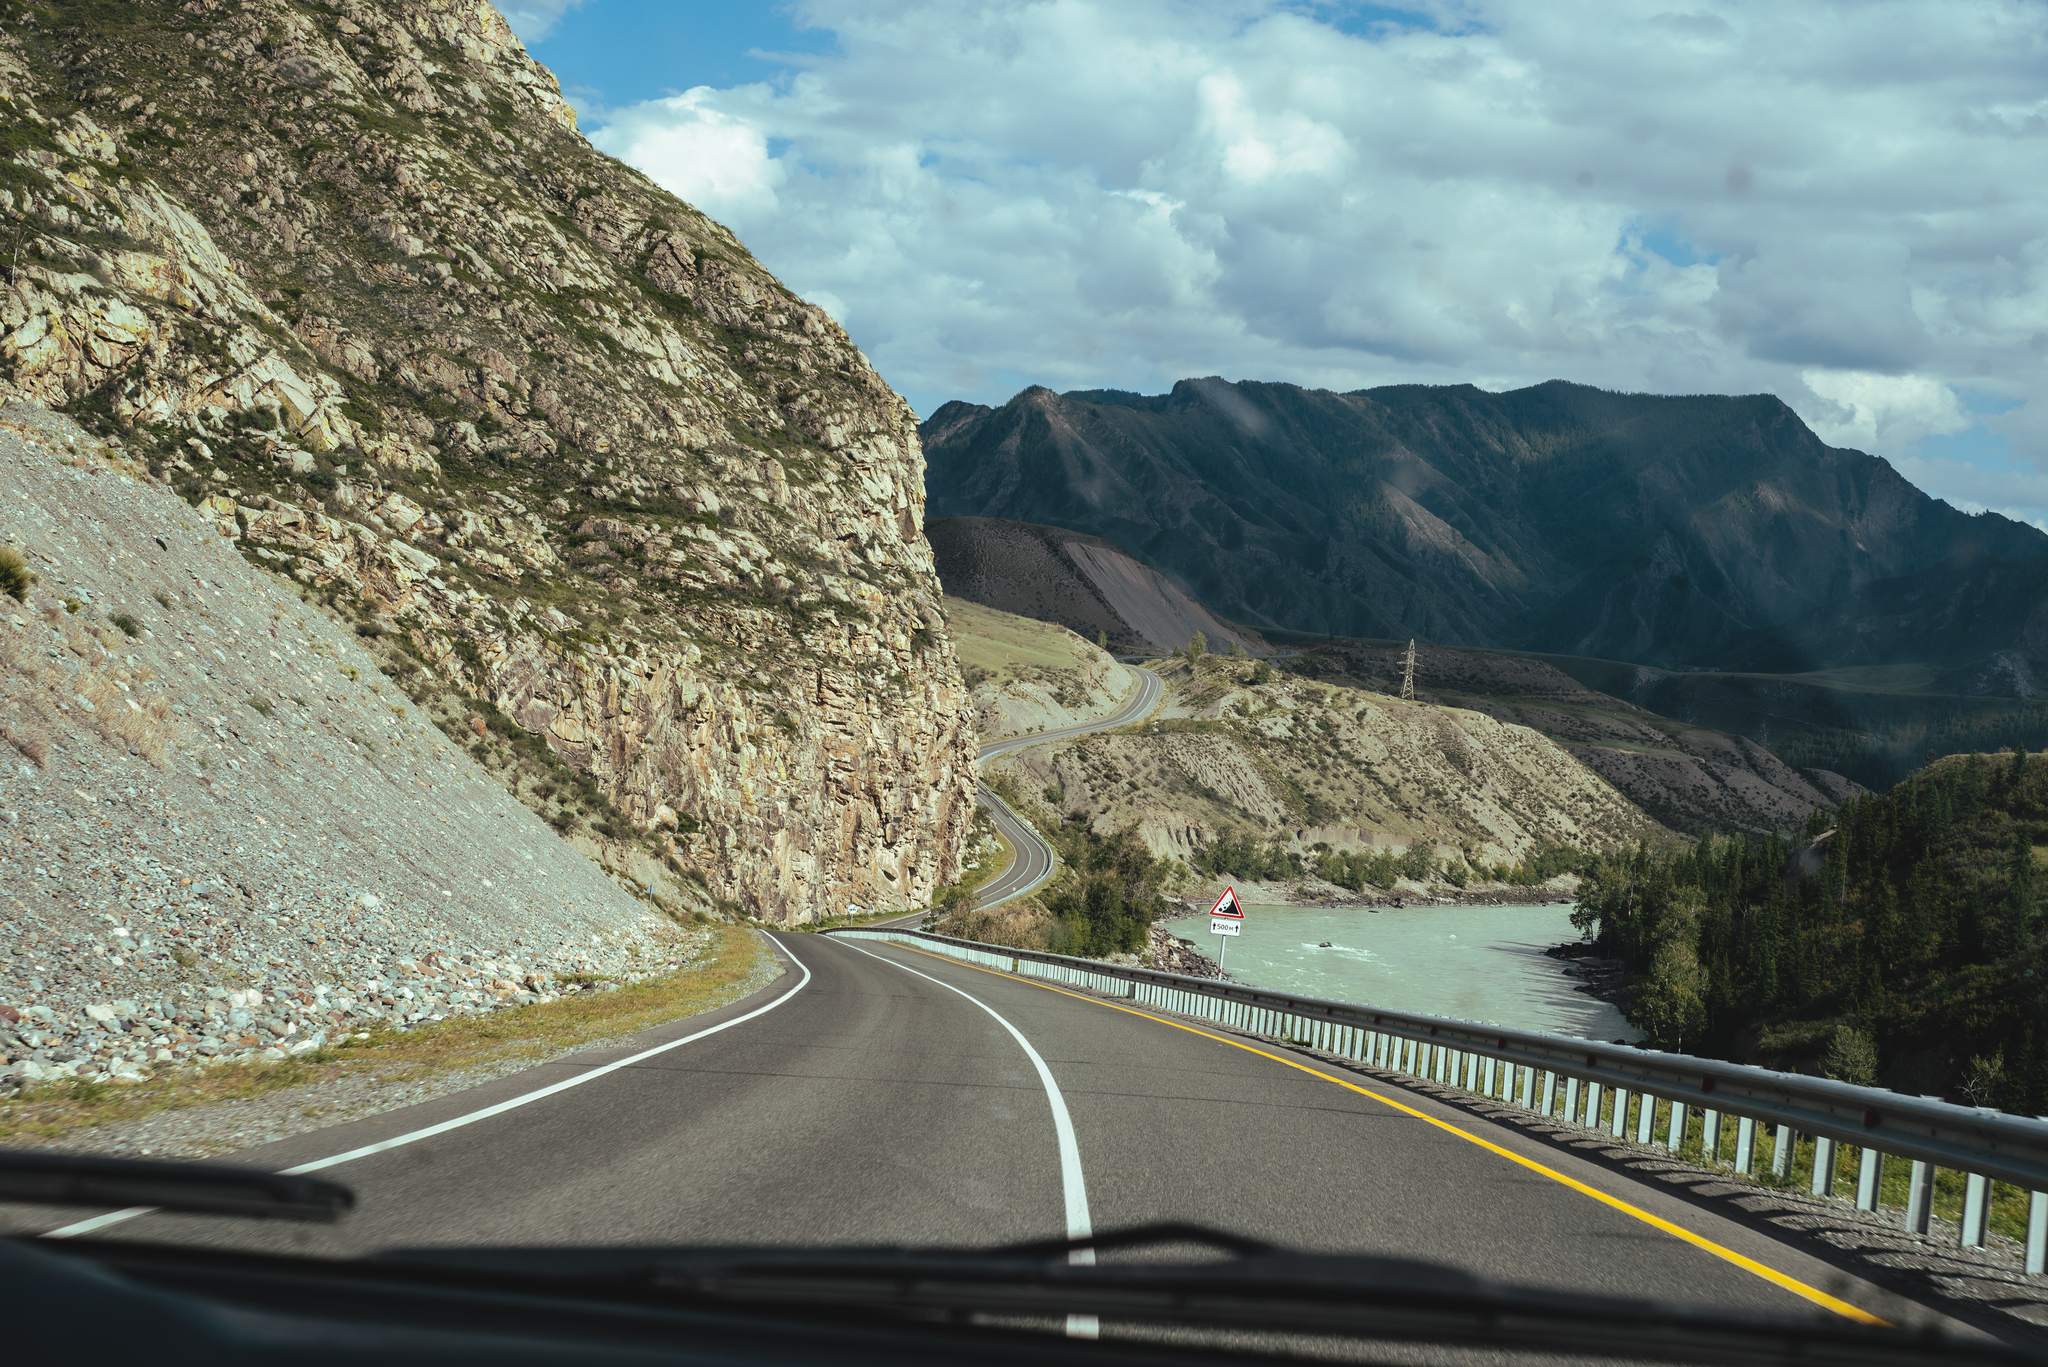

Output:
xmin=3 ymin=1 xmax=2045 ymax=1360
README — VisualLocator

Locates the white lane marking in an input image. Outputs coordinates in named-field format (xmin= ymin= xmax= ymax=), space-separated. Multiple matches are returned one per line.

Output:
xmin=835 ymin=938 xmax=1092 ymax=1248
xmin=43 ymin=936 xmax=815 ymax=1240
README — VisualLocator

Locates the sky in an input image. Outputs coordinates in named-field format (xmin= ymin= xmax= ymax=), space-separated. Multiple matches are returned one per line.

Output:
xmin=505 ymin=0 xmax=2048 ymax=530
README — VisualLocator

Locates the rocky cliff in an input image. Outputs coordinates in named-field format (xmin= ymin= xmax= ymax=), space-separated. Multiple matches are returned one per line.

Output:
xmin=0 ymin=0 xmax=976 ymax=921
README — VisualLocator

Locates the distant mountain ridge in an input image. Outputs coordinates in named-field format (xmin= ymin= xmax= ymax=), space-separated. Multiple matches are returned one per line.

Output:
xmin=922 ymin=379 xmax=2048 ymax=681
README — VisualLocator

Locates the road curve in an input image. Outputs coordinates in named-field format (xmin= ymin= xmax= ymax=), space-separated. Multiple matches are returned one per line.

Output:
xmin=973 ymin=663 xmax=1163 ymax=909
xmin=971 ymin=663 xmax=1163 ymax=910
xmin=33 ymin=931 xmax=1950 ymax=1337
xmin=868 ymin=662 xmax=1163 ymax=931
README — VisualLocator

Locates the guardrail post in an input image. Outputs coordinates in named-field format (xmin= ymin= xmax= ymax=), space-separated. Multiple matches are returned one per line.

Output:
xmin=1772 ymin=1125 xmax=1794 ymax=1178
xmin=1518 ymin=1065 xmax=1534 ymax=1109
xmin=1635 ymin=1095 xmax=1656 ymax=1145
xmin=1584 ymin=1081 xmax=1602 ymax=1128
xmin=1905 ymin=1160 xmax=1935 ymax=1235
xmin=1667 ymin=1100 xmax=1688 ymax=1152
xmin=1564 ymin=1076 xmax=1581 ymax=1125
xmin=1734 ymin=1116 xmax=1755 ymax=1173
xmin=1611 ymin=1088 xmax=1630 ymax=1139
xmin=1856 ymin=1147 xmax=1882 ymax=1211
xmin=1541 ymin=1071 xmax=1557 ymax=1116
xmin=2029 ymin=1192 xmax=2046 ymax=1275
xmin=1811 ymin=1137 xmax=1838 ymax=1197
xmin=1962 ymin=1174 xmax=1992 ymax=1247
xmin=1481 ymin=1056 xmax=1496 ymax=1098
xmin=1702 ymin=1108 xmax=1721 ymax=1163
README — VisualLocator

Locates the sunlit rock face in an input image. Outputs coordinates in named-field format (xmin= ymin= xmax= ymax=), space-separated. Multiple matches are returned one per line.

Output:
xmin=0 ymin=0 xmax=976 ymax=922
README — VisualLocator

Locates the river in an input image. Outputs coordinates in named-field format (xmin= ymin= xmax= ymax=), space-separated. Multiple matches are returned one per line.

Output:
xmin=1159 ymin=901 xmax=1640 ymax=1042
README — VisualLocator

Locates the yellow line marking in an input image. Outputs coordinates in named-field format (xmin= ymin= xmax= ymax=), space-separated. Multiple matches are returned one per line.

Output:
xmin=883 ymin=940 xmax=1886 ymax=1327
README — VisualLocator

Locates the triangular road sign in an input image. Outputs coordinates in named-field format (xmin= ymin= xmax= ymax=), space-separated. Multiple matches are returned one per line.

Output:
xmin=1209 ymin=886 xmax=1244 ymax=919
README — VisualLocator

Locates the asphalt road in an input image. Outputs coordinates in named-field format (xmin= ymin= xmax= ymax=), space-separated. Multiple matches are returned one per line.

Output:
xmin=28 ymin=932 xmax=1949 ymax=1337
xmin=973 ymin=662 xmax=1163 ymax=909
xmin=874 ymin=663 xmax=1163 ymax=929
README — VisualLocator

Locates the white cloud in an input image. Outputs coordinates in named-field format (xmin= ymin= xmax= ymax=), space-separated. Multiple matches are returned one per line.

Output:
xmin=498 ymin=0 xmax=583 ymax=44
xmin=577 ymin=0 xmax=2048 ymax=525
xmin=1799 ymin=370 xmax=1970 ymax=453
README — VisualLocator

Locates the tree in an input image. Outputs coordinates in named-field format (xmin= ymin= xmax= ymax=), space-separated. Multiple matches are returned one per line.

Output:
xmin=1635 ymin=939 xmax=1708 ymax=1050
xmin=1230 ymin=640 xmax=1246 ymax=659
xmin=1250 ymin=660 xmax=1272 ymax=685
xmin=1095 ymin=629 xmax=1109 ymax=650
xmin=1820 ymin=1024 xmax=1879 ymax=1087
xmin=1187 ymin=631 xmax=1206 ymax=660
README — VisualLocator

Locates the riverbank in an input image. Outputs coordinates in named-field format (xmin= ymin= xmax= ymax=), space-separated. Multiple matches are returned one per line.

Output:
xmin=1168 ymin=874 xmax=1583 ymax=916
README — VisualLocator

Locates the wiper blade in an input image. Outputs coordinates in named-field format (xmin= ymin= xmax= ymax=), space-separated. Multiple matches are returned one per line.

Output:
xmin=374 ymin=1224 xmax=2035 ymax=1366
xmin=0 ymin=1151 xmax=353 ymax=1223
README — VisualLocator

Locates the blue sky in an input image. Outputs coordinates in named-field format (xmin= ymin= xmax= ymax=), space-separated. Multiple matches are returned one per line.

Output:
xmin=505 ymin=1 xmax=2048 ymax=531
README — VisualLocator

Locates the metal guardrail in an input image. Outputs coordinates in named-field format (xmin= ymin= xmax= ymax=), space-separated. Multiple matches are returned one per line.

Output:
xmin=831 ymin=925 xmax=2048 ymax=1272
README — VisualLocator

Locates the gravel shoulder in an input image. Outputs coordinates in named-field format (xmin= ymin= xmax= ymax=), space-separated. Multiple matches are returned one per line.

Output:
xmin=0 ymin=931 xmax=783 ymax=1181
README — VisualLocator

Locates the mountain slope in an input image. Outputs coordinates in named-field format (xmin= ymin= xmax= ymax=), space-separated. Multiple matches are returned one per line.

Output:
xmin=929 ymin=516 xmax=1265 ymax=657
xmin=922 ymin=380 xmax=2046 ymax=676
xmin=1278 ymin=639 xmax=1864 ymax=838
xmin=987 ymin=650 xmax=1663 ymax=880
xmin=0 ymin=0 xmax=974 ymax=922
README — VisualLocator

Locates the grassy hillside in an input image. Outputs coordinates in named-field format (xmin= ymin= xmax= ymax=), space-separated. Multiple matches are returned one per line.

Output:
xmin=945 ymin=595 xmax=1131 ymax=741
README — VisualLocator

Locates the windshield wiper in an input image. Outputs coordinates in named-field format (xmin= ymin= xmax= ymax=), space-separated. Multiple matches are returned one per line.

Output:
xmin=370 ymin=1223 xmax=2037 ymax=1366
xmin=0 ymin=1150 xmax=353 ymax=1223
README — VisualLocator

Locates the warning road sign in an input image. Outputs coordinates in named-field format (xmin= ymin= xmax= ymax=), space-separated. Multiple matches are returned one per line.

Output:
xmin=1209 ymin=886 xmax=1244 ymax=919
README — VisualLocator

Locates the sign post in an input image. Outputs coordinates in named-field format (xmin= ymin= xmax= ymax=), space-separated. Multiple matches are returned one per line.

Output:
xmin=1209 ymin=886 xmax=1244 ymax=970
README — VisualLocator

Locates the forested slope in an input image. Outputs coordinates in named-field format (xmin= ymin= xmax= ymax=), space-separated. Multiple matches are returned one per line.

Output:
xmin=1575 ymin=750 xmax=2044 ymax=1108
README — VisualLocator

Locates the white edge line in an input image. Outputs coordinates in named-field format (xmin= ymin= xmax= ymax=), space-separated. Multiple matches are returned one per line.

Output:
xmin=834 ymin=937 xmax=1092 ymax=1245
xmin=42 ymin=934 xmax=814 ymax=1240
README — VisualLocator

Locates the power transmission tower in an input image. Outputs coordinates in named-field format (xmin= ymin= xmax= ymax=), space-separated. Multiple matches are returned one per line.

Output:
xmin=1400 ymin=638 xmax=1417 ymax=701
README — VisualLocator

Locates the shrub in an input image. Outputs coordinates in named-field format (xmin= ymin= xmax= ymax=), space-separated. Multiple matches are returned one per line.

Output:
xmin=0 ymin=547 xmax=30 ymax=602
xmin=109 ymin=612 xmax=140 ymax=637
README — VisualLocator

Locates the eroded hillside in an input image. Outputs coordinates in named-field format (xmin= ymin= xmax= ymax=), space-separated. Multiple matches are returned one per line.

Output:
xmin=987 ymin=651 xmax=1661 ymax=881
xmin=0 ymin=0 xmax=975 ymax=920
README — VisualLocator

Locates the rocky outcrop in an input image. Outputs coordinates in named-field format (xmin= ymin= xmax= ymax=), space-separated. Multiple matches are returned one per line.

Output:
xmin=0 ymin=1 xmax=975 ymax=921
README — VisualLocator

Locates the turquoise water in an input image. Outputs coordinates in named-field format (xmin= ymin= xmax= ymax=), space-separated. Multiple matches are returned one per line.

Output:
xmin=1160 ymin=902 xmax=1640 ymax=1042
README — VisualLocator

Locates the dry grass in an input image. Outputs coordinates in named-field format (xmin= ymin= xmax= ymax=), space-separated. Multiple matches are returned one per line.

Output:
xmin=0 ymin=928 xmax=770 ymax=1145
xmin=933 ymin=894 xmax=1059 ymax=951
xmin=1 ymin=723 xmax=50 ymax=768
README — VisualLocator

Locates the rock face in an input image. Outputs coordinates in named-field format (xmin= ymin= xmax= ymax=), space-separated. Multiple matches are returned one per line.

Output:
xmin=1295 ymin=640 xmax=1864 ymax=838
xmin=0 ymin=2 xmax=975 ymax=921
